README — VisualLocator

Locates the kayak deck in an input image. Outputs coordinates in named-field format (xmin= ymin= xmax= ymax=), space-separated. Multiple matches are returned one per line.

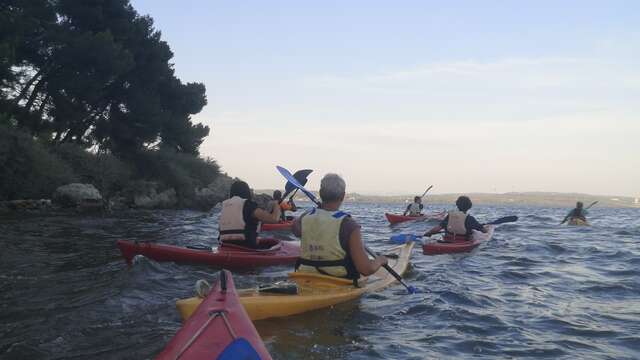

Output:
xmin=423 ymin=226 xmax=494 ymax=255
xmin=177 ymin=242 xmax=415 ymax=321
xmin=156 ymin=270 xmax=272 ymax=360
xmin=385 ymin=212 xmax=446 ymax=224
xmin=568 ymin=218 xmax=590 ymax=226
xmin=261 ymin=220 xmax=293 ymax=231
xmin=116 ymin=238 xmax=300 ymax=269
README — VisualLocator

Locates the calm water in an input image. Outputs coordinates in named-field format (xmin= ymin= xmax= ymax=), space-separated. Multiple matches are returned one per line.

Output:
xmin=1 ymin=203 xmax=639 ymax=359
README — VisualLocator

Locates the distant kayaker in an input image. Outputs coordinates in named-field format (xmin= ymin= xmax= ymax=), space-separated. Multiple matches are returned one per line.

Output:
xmin=272 ymin=190 xmax=297 ymax=221
xmin=292 ymin=173 xmax=388 ymax=281
xmin=403 ymin=196 xmax=424 ymax=217
xmin=423 ymin=195 xmax=487 ymax=241
xmin=560 ymin=201 xmax=588 ymax=224
xmin=218 ymin=180 xmax=281 ymax=248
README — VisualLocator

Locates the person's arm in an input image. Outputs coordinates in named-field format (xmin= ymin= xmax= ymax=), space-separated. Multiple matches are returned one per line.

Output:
xmin=403 ymin=204 xmax=410 ymax=216
xmin=292 ymin=214 xmax=303 ymax=237
xmin=253 ymin=200 xmax=281 ymax=223
xmin=560 ymin=209 xmax=574 ymax=224
xmin=467 ymin=216 xmax=487 ymax=233
xmin=424 ymin=225 xmax=443 ymax=237
xmin=348 ymin=228 xmax=387 ymax=276
xmin=289 ymin=199 xmax=297 ymax=212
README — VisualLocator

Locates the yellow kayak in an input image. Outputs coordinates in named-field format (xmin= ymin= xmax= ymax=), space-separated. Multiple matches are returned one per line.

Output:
xmin=177 ymin=242 xmax=415 ymax=321
xmin=568 ymin=217 xmax=590 ymax=226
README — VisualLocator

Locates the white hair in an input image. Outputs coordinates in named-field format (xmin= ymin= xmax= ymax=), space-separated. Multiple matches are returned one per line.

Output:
xmin=319 ymin=173 xmax=346 ymax=202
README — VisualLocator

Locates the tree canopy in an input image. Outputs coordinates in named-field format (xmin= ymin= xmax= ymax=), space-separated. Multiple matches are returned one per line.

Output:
xmin=0 ymin=0 xmax=209 ymax=155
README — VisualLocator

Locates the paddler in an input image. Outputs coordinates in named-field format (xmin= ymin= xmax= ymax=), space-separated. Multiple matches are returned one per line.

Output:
xmin=272 ymin=190 xmax=297 ymax=221
xmin=560 ymin=201 xmax=588 ymax=224
xmin=292 ymin=173 xmax=388 ymax=281
xmin=423 ymin=195 xmax=487 ymax=241
xmin=403 ymin=196 xmax=424 ymax=217
xmin=218 ymin=180 xmax=281 ymax=248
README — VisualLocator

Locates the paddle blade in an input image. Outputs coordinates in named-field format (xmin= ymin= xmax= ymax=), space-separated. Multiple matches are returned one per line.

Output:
xmin=390 ymin=233 xmax=421 ymax=244
xmin=216 ymin=338 xmax=262 ymax=360
xmin=276 ymin=166 xmax=319 ymax=204
xmin=488 ymin=216 xmax=518 ymax=225
xmin=283 ymin=169 xmax=313 ymax=198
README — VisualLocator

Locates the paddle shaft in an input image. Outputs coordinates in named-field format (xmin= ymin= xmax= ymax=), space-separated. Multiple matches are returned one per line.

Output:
xmin=364 ymin=247 xmax=413 ymax=292
xmin=421 ymin=185 xmax=433 ymax=198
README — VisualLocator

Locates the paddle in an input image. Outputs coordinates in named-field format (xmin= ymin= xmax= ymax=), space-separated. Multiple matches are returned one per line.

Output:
xmin=560 ymin=201 xmax=598 ymax=224
xmin=390 ymin=215 xmax=519 ymax=244
xmin=421 ymin=185 xmax=434 ymax=198
xmin=276 ymin=166 xmax=417 ymax=294
xmin=281 ymin=169 xmax=313 ymax=202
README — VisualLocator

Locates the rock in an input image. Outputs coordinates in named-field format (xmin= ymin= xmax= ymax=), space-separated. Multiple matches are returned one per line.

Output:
xmin=191 ymin=175 xmax=235 ymax=211
xmin=134 ymin=188 xmax=177 ymax=209
xmin=52 ymin=183 xmax=102 ymax=208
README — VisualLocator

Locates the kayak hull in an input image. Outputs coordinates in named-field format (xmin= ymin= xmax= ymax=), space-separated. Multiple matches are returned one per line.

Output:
xmin=116 ymin=238 xmax=300 ymax=269
xmin=568 ymin=218 xmax=590 ymax=226
xmin=177 ymin=242 xmax=415 ymax=321
xmin=156 ymin=270 xmax=272 ymax=360
xmin=423 ymin=226 xmax=494 ymax=255
xmin=261 ymin=220 xmax=293 ymax=231
xmin=385 ymin=212 xmax=446 ymax=224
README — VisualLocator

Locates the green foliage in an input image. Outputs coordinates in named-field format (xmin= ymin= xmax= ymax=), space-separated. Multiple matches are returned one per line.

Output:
xmin=0 ymin=125 xmax=76 ymax=200
xmin=1 ymin=0 xmax=209 ymax=155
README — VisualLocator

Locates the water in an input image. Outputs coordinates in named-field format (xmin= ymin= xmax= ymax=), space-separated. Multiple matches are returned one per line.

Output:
xmin=1 ymin=204 xmax=639 ymax=359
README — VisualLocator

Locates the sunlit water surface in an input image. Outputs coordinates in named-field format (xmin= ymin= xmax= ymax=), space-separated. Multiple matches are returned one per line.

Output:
xmin=1 ymin=203 xmax=639 ymax=359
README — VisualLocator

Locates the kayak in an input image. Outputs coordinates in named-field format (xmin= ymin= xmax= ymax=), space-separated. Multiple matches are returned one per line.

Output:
xmin=116 ymin=238 xmax=300 ymax=270
xmin=568 ymin=217 xmax=590 ymax=226
xmin=156 ymin=270 xmax=272 ymax=360
xmin=261 ymin=220 xmax=293 ymax=231
xmin=176 ymin=242 xmax=414 ymax=321
xmin=422 ymin=225 xmax=494 ymax=255
xmin=385 ymin=212 xmax=446 ymax=224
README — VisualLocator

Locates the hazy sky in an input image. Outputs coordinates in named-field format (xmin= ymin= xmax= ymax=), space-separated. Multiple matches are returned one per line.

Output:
xmin=131 ymin=0 xmax=639 ymax=196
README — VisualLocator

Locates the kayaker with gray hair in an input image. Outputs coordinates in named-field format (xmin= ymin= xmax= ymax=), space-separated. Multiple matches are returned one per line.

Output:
xmin=218 ymin=180 xmax=281 ymax=248
xmin=423 ymin=195 xmax=487 ymax=241
xmin=292 ymin=173 xmax=387 ymax=281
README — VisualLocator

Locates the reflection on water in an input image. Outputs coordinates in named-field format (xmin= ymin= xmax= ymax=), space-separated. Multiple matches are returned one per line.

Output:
xmin=0 ymin=204 xmax=639 ymax=359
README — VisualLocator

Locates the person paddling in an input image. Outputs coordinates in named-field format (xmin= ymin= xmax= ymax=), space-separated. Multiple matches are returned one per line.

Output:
xmin=560 ymin=201 xmax=588 ymax=225
xmin=218 ymin=180 xmax=281 ymax=249
xmin=272 ymin=190 xmax=297 ymax=221
xmin=292 ymin=173 xmax=387 ymax=282
xmin=403 ymin=196 xmax=424 ymax=217
xmin=423 ymin=195 xmax=487 ymax=241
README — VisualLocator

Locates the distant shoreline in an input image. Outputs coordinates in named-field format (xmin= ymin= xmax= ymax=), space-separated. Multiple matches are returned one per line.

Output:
xmin=256 ymin=190 xmax=639 ymax=208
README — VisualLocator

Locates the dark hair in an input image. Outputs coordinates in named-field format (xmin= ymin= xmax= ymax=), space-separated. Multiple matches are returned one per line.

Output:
xmin=576 ymin=201 xmax=583 ymax=208
xmin=230 ymin=180 xmax=252 ymax=200
xmin=273 ymin=190 xmax=282 ymax=201
xmin=414 ymin=196 xmax=421 ymax=202
xmin=456 ymin=196 xmax=472 ymax=212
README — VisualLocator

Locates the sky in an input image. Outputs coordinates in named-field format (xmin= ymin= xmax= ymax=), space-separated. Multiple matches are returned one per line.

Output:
xmin=131 ymin=0 xmax=639 ymax=197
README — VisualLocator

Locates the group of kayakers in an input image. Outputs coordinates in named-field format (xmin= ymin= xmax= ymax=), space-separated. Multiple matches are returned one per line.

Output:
xmin=218 ymin=175 xmax=592 ymax=283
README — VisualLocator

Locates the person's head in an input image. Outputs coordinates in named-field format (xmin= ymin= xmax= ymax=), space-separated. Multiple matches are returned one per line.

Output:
xmin=576 ymin=201 xmax=583 ymax=209
xmin=229 ymin=180 xmax=252 ymax=200
xmin=319 ymin=173 xmax=346 ymax=205
xmin=273 ymin=190 xmax=282 ymax=201
xmin=455 ymin=196 xmax=473 ymax=212
xmin=414 ymin=196 xmax=421 ymax=203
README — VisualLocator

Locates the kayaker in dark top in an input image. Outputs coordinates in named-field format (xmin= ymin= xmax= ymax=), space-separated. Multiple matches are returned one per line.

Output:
xmin=560 ymin=201 xmax=588 ymax=224
xmin=423 ymin=196 xmax=486 ymax=241
xmin=272 ymin=190 xmax=297 ymax=221
xmin=292 ymin=173 xmax=387 ymax=280
xmin=218 ymin=180 xmax=281 ymax=249
xmin=403 ymin=196 xmax=424 ymax=217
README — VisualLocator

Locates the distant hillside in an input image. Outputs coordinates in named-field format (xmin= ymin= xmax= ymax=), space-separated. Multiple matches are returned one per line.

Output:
xmin=255 ymin=190 xmax=639 ymax=208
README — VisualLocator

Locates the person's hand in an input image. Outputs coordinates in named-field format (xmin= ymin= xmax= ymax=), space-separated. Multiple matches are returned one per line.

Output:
xmin=375 ymin=255 xmax=388 ymax=267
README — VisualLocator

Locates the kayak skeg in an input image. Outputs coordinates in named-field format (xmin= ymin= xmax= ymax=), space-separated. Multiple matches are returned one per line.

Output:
xmin=261 ymin=220 xmax=293 ymax=231
xmin=568 ymin=217 xmax=590 ymax=226
xmin=176 ymin=242 xmax=414 ymax=321
xmin=422 ymin=225 xmax=494 ymax=255
xmin=116 ymin=238 xmax=300 ymax=270
xmin=156 ymin=270 xmax=272 ymax=360
xmin=385 ymin=212 xmax=446 ymax=224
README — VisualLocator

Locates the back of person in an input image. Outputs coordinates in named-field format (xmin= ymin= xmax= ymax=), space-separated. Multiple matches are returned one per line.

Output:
xmin=446 ymin=210 xmax=468 ymax=238
xmin=407 ymin=202 xmax=422 ymax=216
xmin=425 ymin=195 xmax=487 ymax=241
xmin=298 ymin=208 xmax=354 ymax=278
xmin=218 ymin=195 xmax=259 ymax=248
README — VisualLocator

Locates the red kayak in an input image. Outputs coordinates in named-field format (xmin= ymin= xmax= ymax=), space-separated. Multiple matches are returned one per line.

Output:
xmin=261 ymin=220 xmax=293 ymax=231
xmin=423 ymin=226 xmax=494 ymax=255
xmin=156 ymin=270 xmax=272 ymax=360
xmin=116 ymin=238 xmax=300 ymax=269
xmin=385 ymin=212 xmax=446 ymax=224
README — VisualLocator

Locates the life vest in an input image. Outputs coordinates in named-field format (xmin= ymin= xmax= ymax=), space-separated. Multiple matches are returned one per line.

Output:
xmin=296 ymin=208 xmax=359 ymax=281
xmin=280 ymin=201 xmax=293 ymax=211
xmin=408 ymin=202 xmax=421 ymax=216
xmin=446 ymin=210 xmax=468 ymax=237
xmin=218 ymin=196 xmax=249 ymax=242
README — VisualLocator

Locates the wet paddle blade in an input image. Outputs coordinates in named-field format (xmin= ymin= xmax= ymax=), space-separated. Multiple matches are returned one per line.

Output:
xmin=216 ymin=338 xmax=263 ymax=360
xmin=277 ymin=166 xmax=319 ymax=205
xmin=282 ymin=169 xmax=313 ymax=199
xmin=390 ymin=233 xmax=422 ymax=244
xmin=488 ymin=216 xmax=518 ymax=225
